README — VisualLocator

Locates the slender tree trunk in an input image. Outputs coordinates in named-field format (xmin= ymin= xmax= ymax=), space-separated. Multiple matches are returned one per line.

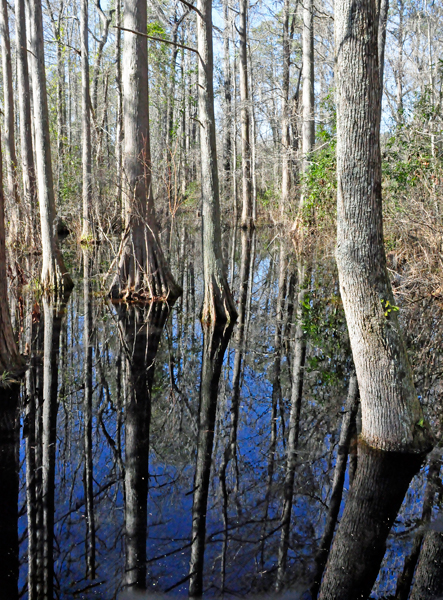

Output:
xmin=16 ymin=0 xmax=37 ymax=249
xmin=81 ymin=0 xmax=93 ymax=239
xmin=197 ymin=0 xmax=237 ymax=323
xmin=299 ymin=0 xmax=315 ymax=210
xmin=222 ymin=0 xmax=232 ymax=198
xmin=238 ymin=0 xmax=253 ymax=228
xmin=109 ymin=0 xmax=181 ymax=302
xmin=115 ymin=0 xmax=123 ymax=220
xmin=378 ymin=0 xmax=389 ymax=114
xmin=0 ymin=127 xmax=20 ymax=374
xmin=0 ymin=0 xmax=20 ymax=242
xmin=25 ymin=0 xmax=73 ymax=292
xmin=280 ymin=0 xmax=291 ymax=217
xmin=189 ymin=322 xmax=233 ymax=598
xmin=334 ymin=0 xmax=432 ymax=452
xmin=91 ymin=0 xmax=111 ymax=117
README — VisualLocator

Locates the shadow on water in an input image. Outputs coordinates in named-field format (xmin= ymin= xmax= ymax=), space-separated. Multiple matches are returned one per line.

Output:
xmin=1 ymin=225 xmax=443 ymax=599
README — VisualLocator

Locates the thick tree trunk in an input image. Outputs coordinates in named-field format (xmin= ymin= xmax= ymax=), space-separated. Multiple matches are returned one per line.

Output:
xmin=25 ymin=0 xmax=73 ymax=292
xmin=334 ymin=0 xmax=432 ymax=452
xmin=109 ymin=0 xmax=181 ymax=302
xmin=318 ymin=443 xmax=423 ymax=599
xmin=81 ymin=0 xmax=92 ymax=239
xmin=16 ymin=0 xmax=37 ymax=249
xmin=197 ymin=0 xmax=237 ymax=323
xmin=239 ymin=0 xmax=253 ymax=228
xmin=0 ymin=0 xmax=20 ymax=242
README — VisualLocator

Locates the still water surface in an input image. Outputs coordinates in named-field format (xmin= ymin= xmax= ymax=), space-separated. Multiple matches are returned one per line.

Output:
xmin=1 ymin=225 xmax=442 ymax=599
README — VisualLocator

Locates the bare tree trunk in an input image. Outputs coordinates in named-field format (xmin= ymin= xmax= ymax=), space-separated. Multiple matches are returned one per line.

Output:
xmin=81 ymin=0 xmax=92 ymax=239
xmin=238 ymin=0 xmax=253 ymax=228
xmin=280 ymin=0 xmax=291 ymax=217
xmin=16 ymin=0 xmax=37 ymax=249
xmin=115 ymin=0 xmax=123 ymax=220
xmin=299 ymin=0 xmax=315 ymax=210
xmin=334 ymin=0 xmax=432 ymax=452
xmin=0 ymin=127 xmax=20 ymax=374
xmin=0 ymin=0 xmax=20 ymax=241
xmin=109 ymin=0 xmax=181 ymax=302
xmin=25 ymin=0 xmax=73 ymax=292
xmin=91 ymin=0 xmax=111 ymax=116
xmin=197 ymin=0 xmax=237 ymax=323
xmin=222 ymin=0 xmax=232 ymax=198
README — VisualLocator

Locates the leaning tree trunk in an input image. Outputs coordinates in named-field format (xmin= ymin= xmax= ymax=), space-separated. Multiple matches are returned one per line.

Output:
xmin=197 ymin=0 xmax=237 ymax=323
xmin=25 ymin=0 xmax=73 ymax=292
xmin=16 ymin=0 xmax=37 ymax=249
xmin=0 ymin=0 xmax=20 ymax=243
xmin=109 ymin=0 xmax=181 ymax=303
xmin=334 ymin=0 xmax=432 ymax=452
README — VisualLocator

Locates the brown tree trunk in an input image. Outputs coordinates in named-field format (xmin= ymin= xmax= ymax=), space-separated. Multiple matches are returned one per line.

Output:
xmin=197 ymin=0 xmax=237 ymax=323
xmin=300 ymin=0 xmax=314 ymax=211
xmin=334 ymin=0 xmax=432 ymax=452
xmin=239 ymin=0 xmax=253 ymax=228
xmin=81 ymin=0 xmax=92 ymax=240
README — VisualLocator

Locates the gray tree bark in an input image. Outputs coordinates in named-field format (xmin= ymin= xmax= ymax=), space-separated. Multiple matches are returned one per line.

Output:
xmin=335 ymin=0 xmax=432 ymax=451
xmin=25 ymin=0 xmax=73 ymax=292
xmin=15 ymin=0 xmax=37 ymax=248
xmin=300 ymin=0 xmax=315 ymax=204
xmin=81 ymin=0 xmax=92 ymax=239
xmin=0 ymin=0 xmax=20 ymax=241
xmin=109 ymin=0 xmax=181 ymax=302
xmin=197 ymin=0 xmax=237 ymax=323
xmin=238 ymin=0 xmax=253 ymax=228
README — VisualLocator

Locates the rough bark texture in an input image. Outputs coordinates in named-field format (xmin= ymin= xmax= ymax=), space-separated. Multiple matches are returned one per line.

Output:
xmin=25 ymin=0 xmax=73 ymax=292
xmin=318 ymin=442 xmax=423 ymax=600
xmin=280 ymin=0 xmax=291 ymax=217
xmin=109 ymin=0 xmax=181 ymax=303
xmin=410 ymin=529 xmax=443 ymax=600
xmin=0 ymin=0 xmax=20 ymax=240
xmin=334 ymin=0 xmax=432 ymax=452
xmin=16 ymin=0 xmax=37 ymax=247
xmin=239 ymin=0 xmax=253 ymax=228
xmin=222 ymin=0 xmax=232 ymax=195
xmin=0 ymin=129 xmax=20 ymax=374
xmin=81 ymin=0 xmax=92 ymax=239
xmin=197 ymin=0 xmax=237 ymax=323
xmin=301 ymin=0 xmax=314 ymax=182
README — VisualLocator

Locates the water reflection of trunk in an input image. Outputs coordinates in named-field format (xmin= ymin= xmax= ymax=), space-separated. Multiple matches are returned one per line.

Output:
xmin=120 ymin=302 xmax=169 ymax=590
xmin=410 ymin=528 xmax=443 ymax=600
xmin=219 ymin=230 xmax=253 ymax=590
xmin=28 ymin=294 xmax=70 ymax=600
xmin=318 ymin=443 xmax=424 ymax=600
xmin=395 ymin=457 xmax=441 ymax=600
xmin=83 ymin=249 xmax=96 ymax=579
xmin=275 ymin=256 xmax=309 ymax=590
xmin=189 ymin=321 xmax=234 ymax=598
xmin=310 ymin=373 xmax=359 ymax=599
xmin=0 ymin=383 xmax=20 ymax=599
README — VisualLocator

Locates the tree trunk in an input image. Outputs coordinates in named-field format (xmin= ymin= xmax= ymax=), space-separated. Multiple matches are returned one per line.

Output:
xmin=0 ymin=127 xmax=20 ymax=374
xmin=410 ymin=528 xmax=443 ymax=600
xmin=115 ymin=0 xmax=123 ymax=219
xmin=25 ymin=0 xmax=73 ymax=292
xmin=16 ymin=0 xmax=37 ymax=249
xmin=238 ymin=0 xmax=253 ymax=228
xmin=0 ymin=0 xmax=20 ymax=242
xmin=222 ymin=0 xmax=232 ymax=198
xmin=197 ymin=0 xmax=237 ymax=323
xmin=299 ymin=0 xmax=315 ymax=211
xmin=334 ymin=0 xmax=432 ymax=452
xmin=81 ymin=0 xmax=92 ymax=240
xmin=109 ymin=0 xmax=181 ymax=302
xmin=280 ymin=0 xmax=291 ymax=217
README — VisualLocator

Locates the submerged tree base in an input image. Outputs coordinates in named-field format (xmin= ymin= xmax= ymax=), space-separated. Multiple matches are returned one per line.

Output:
xmin=201 ymin=277 xmax=238 ymax=324
xmin=109 ymin=222 xmax=182 ymax=305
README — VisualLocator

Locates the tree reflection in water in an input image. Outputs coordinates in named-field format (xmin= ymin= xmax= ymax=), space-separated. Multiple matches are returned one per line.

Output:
xmin=2 ymin=229 xmax=442 ymax=599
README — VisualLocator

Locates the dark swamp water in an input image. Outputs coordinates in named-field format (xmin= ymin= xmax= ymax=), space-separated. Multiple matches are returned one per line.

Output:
xmin=2 ymin=224 xmax=443 ymax=599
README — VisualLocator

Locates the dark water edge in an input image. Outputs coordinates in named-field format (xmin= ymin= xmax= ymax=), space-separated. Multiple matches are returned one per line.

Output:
xmin=1 ymin=223 xmax=442 ymax=599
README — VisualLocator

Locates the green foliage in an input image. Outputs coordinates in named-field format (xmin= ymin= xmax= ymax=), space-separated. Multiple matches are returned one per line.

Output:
xmin=380 ymin=298 xmax=399 ymax=318
xmin=257 ymin=185 xmax=279 ymax=211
